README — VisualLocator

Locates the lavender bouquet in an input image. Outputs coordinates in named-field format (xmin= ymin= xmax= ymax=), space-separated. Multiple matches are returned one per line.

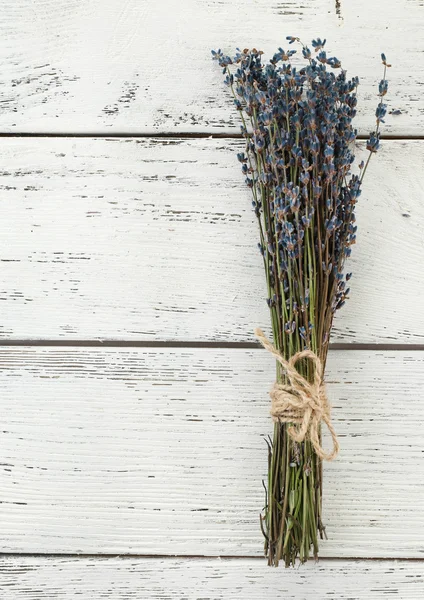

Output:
xmin=212 ymin=38 xmax=389 ymax=566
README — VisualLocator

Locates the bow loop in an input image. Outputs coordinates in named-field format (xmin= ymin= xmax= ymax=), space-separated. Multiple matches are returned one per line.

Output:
xmin=255 ymin=328 xmax=339 ymax=461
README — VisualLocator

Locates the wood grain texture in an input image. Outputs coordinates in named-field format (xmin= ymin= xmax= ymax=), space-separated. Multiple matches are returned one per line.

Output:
xmin=0 ymin=137 xmax=423 ymax=343
xmin=1 ymin=346 xmax=423 ymax=557
xmin=0 ymin=0 xmax=422 ymax=134
xmin=1 ymin=556 xmax=424 ymax=599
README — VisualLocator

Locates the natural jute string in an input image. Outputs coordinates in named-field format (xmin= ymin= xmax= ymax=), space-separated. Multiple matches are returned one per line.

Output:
xmin=255 ymin=328 xmax=339 ymax=461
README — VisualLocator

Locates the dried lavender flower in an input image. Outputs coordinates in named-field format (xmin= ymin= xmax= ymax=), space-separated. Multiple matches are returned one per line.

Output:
xmin=213 ymin=39 xmax=390 ymax=567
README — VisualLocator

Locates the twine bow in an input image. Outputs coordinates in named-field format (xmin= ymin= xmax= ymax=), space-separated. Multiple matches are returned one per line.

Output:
xmin=255 ymin=328 xmax=339 ymax=461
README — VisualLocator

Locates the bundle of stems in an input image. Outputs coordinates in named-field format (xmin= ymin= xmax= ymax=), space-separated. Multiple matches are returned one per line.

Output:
xmin=213 ymin=38 xmax=389 ymax=566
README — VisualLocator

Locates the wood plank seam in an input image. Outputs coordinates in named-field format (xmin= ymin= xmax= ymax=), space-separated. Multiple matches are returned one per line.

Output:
xmin=1 ymin=553 xmax=424 ymax=562
xmin=0 ymin=340 xmax=424 ymax=350
xmin=0 ymin=133 xmax=423 ymax=140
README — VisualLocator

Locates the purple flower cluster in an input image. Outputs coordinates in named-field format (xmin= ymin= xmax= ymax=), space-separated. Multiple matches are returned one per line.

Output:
xmin=213 ymin=39 xmax=389 ymax=355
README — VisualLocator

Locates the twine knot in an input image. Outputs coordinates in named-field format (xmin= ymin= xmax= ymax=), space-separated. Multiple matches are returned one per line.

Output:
xmin=255 ymin=328 xmax=339 ymax=461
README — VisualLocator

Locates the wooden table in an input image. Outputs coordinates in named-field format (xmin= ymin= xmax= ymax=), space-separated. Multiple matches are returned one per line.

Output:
xmin=0 ymin=1 xmax=423 ymax=597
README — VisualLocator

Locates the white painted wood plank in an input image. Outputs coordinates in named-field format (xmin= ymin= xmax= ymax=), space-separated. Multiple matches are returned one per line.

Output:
xmin=0 ymin=0 xmax=421 ymax=134
xmin=1 ymin=347 xmax=423 ymax=557
xmin=1 ymin=557 xmax=423 ymax=599
xmin=1 ymin=137 xmax=423 ymax=343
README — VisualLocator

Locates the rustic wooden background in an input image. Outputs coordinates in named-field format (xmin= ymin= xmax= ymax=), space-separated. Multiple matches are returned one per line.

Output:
xmin=1 ymin=1 xmax=424 ymax=598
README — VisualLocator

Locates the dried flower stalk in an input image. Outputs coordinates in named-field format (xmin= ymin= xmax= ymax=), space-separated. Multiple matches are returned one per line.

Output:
xmin=213 ymin=38 xmax=390 ymax=566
